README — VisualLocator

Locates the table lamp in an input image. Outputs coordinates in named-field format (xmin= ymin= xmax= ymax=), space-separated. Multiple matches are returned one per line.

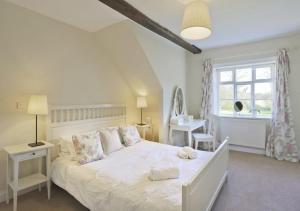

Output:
xmin=27 ymin=95 xmax=48 ymax=147
xmin=137 ymin=96 xmax=147 ymax=126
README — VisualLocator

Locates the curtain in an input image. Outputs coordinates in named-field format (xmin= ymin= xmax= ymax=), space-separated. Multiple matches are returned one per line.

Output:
xmin=200 ymin=59 xmax=213 ymax=132
xmin=266 ymin=49 xmax=299 ymax=162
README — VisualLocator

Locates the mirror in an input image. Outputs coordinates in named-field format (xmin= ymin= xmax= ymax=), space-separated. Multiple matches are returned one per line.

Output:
xmin=234 ymin=101 xmax=243 ymax=112
xmin=175 ymin=88 xmax=184 ymax=116
xmin=170 ymin=87 xmax=187 ymax=124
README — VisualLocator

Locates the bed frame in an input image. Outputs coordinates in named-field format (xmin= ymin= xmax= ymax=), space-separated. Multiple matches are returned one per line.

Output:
xmin=46 ymin=104 xmax=126 ymax=158
xmin=183 ymin=138 xmax=229 ymax=211
xmin=47 ymin=104 xmax=229 ymax=211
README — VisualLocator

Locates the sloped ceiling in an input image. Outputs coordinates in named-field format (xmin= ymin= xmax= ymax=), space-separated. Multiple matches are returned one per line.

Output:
xmin=5 ymin=0 xmax=300 ymax=49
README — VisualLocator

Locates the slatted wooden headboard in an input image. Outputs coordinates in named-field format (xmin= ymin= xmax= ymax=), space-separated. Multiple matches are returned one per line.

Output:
xmin=46 ymin=104 xmax=126 ymax=141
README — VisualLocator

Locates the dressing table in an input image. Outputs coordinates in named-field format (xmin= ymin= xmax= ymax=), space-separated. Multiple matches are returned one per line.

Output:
xmin=169 ymin=119 xmax=205 ymax=147
xmin=168 ymin=87 xmax=205 ymax=147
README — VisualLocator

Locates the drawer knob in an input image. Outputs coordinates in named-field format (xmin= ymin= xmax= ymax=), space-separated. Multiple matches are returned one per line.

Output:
xmin=32 ymin=152 xmax=36 ymax=155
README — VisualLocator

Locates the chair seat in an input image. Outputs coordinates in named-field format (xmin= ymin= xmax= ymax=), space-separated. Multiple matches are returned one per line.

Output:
xmin=193 ymin=133 xmax=214 ymax=143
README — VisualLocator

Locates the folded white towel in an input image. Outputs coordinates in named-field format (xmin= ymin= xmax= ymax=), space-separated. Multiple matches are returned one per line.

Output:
xmin=177 ymin=147 xmax=198 ymax=160
xmin=177 ymin=150 xmax=189 ymax=159
xmin=183 ymin=147 xmax=198 ymax=159
xmin=149 ymin=166 xmax=179 ymax=181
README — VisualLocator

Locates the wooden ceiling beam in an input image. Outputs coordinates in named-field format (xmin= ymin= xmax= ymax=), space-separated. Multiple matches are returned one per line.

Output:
xmin=97 ymin=0 xmax=202 ymax=54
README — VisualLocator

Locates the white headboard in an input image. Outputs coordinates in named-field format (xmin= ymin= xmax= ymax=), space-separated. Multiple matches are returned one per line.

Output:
xmin=47 ymin=104 xmax=126 ymax=141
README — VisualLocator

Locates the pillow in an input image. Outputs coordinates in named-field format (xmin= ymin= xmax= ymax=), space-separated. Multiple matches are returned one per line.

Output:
xmin=99 ymin=127 xmax=123 ymax=155
xmin=59 ymin=137 xmax=77 ymax=158
xmin=72 ymin=132 xmax=105 ymax=164
xmin=119 ymin=125 xmax=141 ymax=146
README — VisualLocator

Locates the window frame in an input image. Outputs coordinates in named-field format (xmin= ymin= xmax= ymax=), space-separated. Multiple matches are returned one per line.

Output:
xmin=215 ymin=61 xmax=275 ymax=119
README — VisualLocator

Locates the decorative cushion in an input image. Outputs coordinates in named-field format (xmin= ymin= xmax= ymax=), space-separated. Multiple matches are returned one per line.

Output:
xmin=59 ymin=137 xmax=77 ymax=158
xmin=72 ymin=131 xmax=105 ymax=164
xmin=119 ymin=125 xmax=141 ymax=146
xmin=99 ymin=127 xmax=124 ymax=155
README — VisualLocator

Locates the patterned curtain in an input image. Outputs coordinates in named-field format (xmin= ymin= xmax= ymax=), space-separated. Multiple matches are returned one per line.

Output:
xmin=200 ymin=59 xmax=213 ymax=131
xmin=266 ymin=49 xmax=299 ymax=162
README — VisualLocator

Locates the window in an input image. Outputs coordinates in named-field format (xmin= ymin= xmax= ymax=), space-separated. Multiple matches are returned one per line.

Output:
xmin=216 ymin=61 xmax=275 ymax=118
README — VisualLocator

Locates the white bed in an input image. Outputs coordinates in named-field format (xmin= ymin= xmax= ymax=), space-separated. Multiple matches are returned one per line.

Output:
xmin=47 ymin=104 xmax=229 ymax=211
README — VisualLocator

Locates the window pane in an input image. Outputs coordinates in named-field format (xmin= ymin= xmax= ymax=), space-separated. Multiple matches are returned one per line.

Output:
xmin=256 ymin=100 xmax=272 ymax=117
xmin=236 ymin=100 xmax=252 ymax=116
xmin=220 ymin=71 xmax=232 ymax=82
xmin=220 ymin=100 xmax=233 ymax=115
xmin=237 ymin=85 xmax=251 ymax=99
xmin=255 ymin=83 xmax=272 ymax=99
xmin=236 ymin=68 xmax=252 ymax=82
xmin=220 ymin=84 xmax=234 ymax=99
xmin=256 ymin=66 xmax=272 ymax=80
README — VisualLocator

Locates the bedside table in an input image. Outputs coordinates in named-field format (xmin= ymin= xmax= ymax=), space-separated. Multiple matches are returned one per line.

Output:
xmin=136 ymin=124 xmax=152 ymax=140
xmin=3 ymin=141 xmax=54 ymax=211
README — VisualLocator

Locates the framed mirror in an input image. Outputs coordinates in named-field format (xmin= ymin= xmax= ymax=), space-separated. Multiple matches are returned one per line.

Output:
xmin=175 ymin=88 xmax=184 ymax=116
xmin=170 ymin=87 xmax=187 ymax=124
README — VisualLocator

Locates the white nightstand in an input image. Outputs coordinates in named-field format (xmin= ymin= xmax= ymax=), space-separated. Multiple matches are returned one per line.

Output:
xmin=136 ymin=124 xmax=152 ymax=140
xmin=3 ymin=141 xmax=54 ymax=211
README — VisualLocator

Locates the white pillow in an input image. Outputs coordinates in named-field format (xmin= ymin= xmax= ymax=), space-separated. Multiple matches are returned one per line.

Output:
xmin=59 ymin=137 xmax=76 ymax=158
xmin=99 ymin=127 xmax=123 ymax=155
xmin=72 ymin=131 xmax=105 ymax=164
xmin=119 ymin=125 xmax=141 ymax=146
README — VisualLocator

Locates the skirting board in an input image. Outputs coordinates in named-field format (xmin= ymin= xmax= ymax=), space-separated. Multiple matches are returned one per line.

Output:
xmin=229 ymin=144 xmax=265 ymax=155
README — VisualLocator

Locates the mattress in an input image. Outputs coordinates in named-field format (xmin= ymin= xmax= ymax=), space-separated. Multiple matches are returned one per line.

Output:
xmin=51 ymin=140 xmax=214 ymax=211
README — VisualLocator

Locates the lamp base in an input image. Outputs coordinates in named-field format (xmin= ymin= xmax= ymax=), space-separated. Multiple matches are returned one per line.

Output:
xmin=28 ymin=142 xmax=45 ymax=147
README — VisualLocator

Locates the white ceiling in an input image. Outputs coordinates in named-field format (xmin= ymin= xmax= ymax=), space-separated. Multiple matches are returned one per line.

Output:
xmin=5 ymin=0 xmax=300 ymax=49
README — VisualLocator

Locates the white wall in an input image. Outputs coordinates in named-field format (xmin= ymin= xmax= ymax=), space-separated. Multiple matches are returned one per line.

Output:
xmin=0 ymin=1 xmax=138 ymax=195
xmin=95 ymin=21 xmax=187 ymax=144
xmin=187 ymin=33 xmax=300 ymax=151
xmin=134 ymin=24 xmax=187 ymax=144
xmin=95 ymin=21 xmax=162 ymax=141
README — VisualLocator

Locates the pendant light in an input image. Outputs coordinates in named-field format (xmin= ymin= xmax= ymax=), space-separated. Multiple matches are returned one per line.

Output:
xmin=181 ymin=0 xmax=212 ymax=40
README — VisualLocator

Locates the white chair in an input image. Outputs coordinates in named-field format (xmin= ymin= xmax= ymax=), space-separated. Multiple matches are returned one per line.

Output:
xmin=193 ymin=114 xmax=217 ymax=151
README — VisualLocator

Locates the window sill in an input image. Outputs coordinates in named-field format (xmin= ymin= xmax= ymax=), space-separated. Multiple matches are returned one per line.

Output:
xmin=217 ymin=115 xmax=271 ymax=121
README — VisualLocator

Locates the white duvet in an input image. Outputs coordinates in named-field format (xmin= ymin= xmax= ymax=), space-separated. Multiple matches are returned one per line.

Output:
xmin=51 ymin=140 xmax=214 ymax=211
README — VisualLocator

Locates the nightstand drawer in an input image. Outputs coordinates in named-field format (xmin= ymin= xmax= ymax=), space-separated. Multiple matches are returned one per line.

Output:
xmin=14 ymin=149 xmax=47 ymax=161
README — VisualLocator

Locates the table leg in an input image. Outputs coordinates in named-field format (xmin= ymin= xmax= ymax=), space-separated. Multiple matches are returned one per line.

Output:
xmin=169 ymin=128 xmax=173 ymax=145
xmin=6 ymin=155 xmax=9 ymax=204
xmin=13 ymin=160 xmax=18 ymax=211
xmin=188 ymin=131 xmax=192 ymax=147
xmin=46 ymin=150 xmax=51 ymax=200
xmin=195 ymin=141 xmax=198 ymax=150
xmin=142 ymin=128 xmax=146 ymax=139
xmin=38 ymin=157 xmax=42 ymax=192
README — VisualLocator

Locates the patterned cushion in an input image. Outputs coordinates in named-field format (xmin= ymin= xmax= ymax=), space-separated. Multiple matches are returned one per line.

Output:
xmin=119 ymin=125 xmax=141 ymax=146
xmin=72 ymin=132 xmax=105 ymax=164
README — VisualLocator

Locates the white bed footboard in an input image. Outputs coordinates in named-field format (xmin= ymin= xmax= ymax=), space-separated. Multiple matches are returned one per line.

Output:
xmin=182 ymin=138 xmax=229 ymax=211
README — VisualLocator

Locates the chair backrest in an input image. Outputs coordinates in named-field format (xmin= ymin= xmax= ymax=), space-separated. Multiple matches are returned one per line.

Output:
xmin=207 ymin=114 xmax=218 ymax=140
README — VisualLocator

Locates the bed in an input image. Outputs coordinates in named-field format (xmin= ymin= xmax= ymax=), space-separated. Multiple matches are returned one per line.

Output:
xmin=47 ymin=104 xmax=229 ymax=211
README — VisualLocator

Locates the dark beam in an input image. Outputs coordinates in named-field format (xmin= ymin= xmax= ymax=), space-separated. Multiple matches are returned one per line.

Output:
xmin=97 ymin=0 xmax=202 ymax=54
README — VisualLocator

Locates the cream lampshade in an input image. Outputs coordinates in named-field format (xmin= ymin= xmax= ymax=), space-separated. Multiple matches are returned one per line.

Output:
xmin=137 ymin=96 xmax=148 ymax=108
xmin=28 ymin=95 xmax=48 ymax=115
xmin=137 ymin=97 xmax=147 ymax=125
xmin=181 ymin=0 xmax=212 ymax=40
xmin=27 ymin=95 xmax=48 ymax=147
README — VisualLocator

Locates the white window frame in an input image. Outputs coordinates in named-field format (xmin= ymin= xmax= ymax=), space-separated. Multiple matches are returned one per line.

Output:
xmin=215 ymin=60 xmax=276 ymax=119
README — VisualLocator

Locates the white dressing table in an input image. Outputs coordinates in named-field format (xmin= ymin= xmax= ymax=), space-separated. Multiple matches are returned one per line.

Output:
xmin=169 ymin=119 xmax=206 ymax=147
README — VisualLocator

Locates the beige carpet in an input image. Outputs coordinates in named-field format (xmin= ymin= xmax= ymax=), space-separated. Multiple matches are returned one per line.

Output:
xmin=0 ymin=151 xmax=299 ymax=211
